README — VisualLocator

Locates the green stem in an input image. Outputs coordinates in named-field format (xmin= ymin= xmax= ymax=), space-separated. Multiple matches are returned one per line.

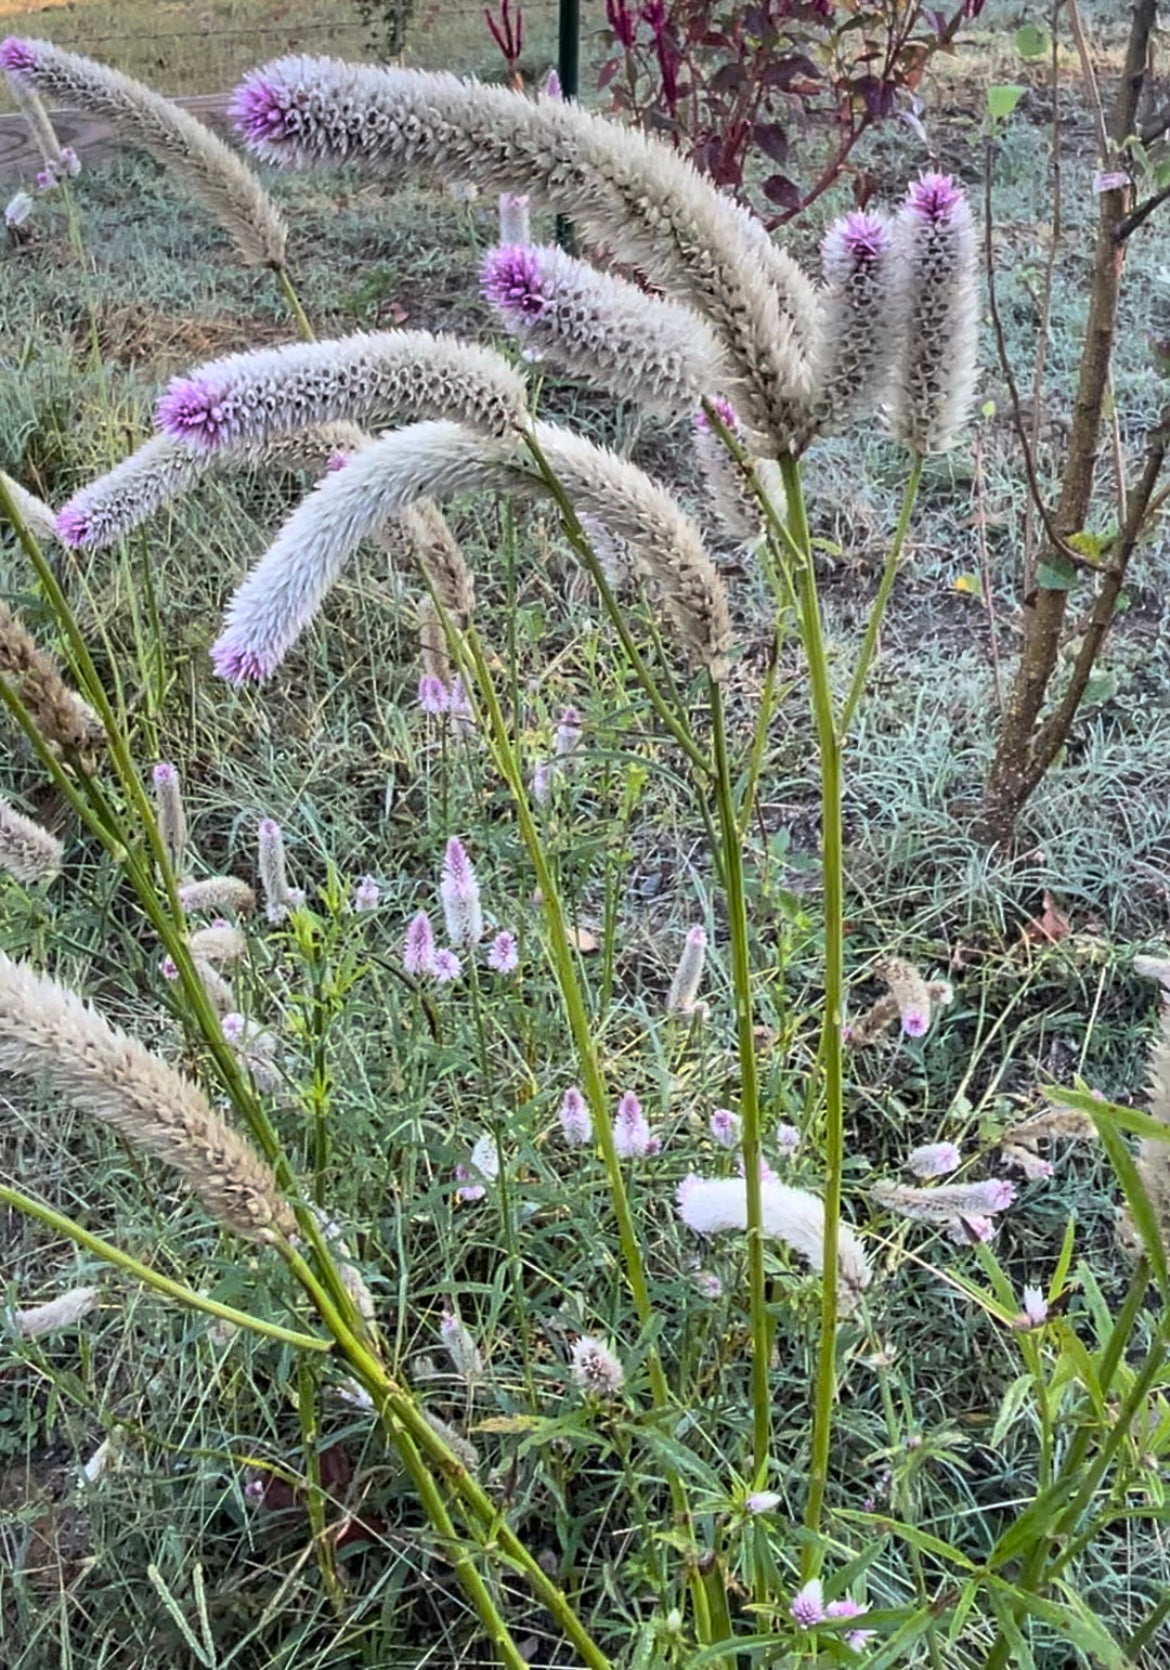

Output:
xmin=709 ymin=676 xmax=770 ymax=1482
xmin=839 ymin=454 xmax=923 ymax=735
xmin=778 ymin=454 xmax=845 ymax=1577
xmin=0 ymin=1184 xmax=331 ymax=1352
xmin=272 ymin=262 xmax=316 ymax=342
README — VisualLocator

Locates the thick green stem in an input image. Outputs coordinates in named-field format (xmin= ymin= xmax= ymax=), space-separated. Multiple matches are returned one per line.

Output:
xmin=839 ymin=453 xmax=923 ymax=733
xmin=778 ymin=455 xmax=845 ymax=1576
xmin=0 ymin=1184 xmax=330 ymax=1352
xmin=709 ymin=676 xmax=771 ymax=1482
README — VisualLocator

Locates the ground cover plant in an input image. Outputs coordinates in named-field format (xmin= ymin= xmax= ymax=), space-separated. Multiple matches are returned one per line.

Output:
xmin=3 ymin=4 xmax=1170 ymax=1667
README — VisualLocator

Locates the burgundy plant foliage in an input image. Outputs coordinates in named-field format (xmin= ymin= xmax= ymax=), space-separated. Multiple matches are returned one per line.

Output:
xmin=597 ymin=0 xmax=986 ymax=224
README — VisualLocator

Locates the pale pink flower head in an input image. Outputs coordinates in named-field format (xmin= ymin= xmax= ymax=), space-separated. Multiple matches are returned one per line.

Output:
xmin=418 ymin=674 xmax=449 ymax=715
xmin=60 ymin=146 xmax=80 ymax=178
xmin=35 ymin=168 xmax=55 ymax=192
xmin=432 ymin=947 xmax=462 ymax=983
xmin=482 ymin=245 xmax=547 ymax=317
xmin=1013 ymin=1285 xmax=1049 ymax=1330
xmin=945 ymin=1213 xmax=996 ymax=1244
xmin=790 ymin=1579 xmax=825 ymax=1628
xmin=326 ymin=449 xmax=350 ymax=471
xmin=902 ymin=1003 xmax=930 ymax=1039
xmin=542 ymin=66 xmax=562 ymax=99
xmin=612 ymin=1090 xmax=653 ymax=1159
xmin=487 ymin=930 xmax=518 ymax=974
xmin=907 ymin=1141 xmax=961 ymax=1179
xmin=775 ymin=1122 xmax=800 ymax=1157
xmin=0 ymin=37 xmax=39 ymax=75
xmin=570 ymin=1335 xmax=625 ymax=1395
xmin=403 ymin=910 xmax=437 ymax=977
xmin=531 ymin=758 xmax=555 ymax=805
xmin=353 ymin=875 xmax=380 ymax=912
xmin=440 ymin=836 xmax=484 ymax=946
xmin=559 ymin=1086 xmax=592 ymax=1146
xmin=158 ymin=955 xmax=179 ymax=982
xmin=826 ymin=1597 xmax=874 ymax=1651
xmin=709 ymin=1107 xmax=740 ymax=1149
xmin=745 ymin=1490 xmax=781 ymax=1514
xmin=555 ymin=706 xmax=582 ymax=759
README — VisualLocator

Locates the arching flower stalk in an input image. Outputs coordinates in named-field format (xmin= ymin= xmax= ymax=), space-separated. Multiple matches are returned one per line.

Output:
xmin=0 ymin=36 xmax=288 ymax=269
xmin=383 ymin=500 xmax=475 ymax=625
xmin=208 ymin=418 xmax=730 ymax=684
xmin=889 ymin=172 xmax=979 ymax=454
xmin=55 ymin=424 xmax=370 ymax=552
xmin=257 ymin=818 xmax=305 ymax=923
xmin=0 ymin=950 xmax=294 ymax=1242
xmin=156 ymin=330 xmax=527 ymax=454
xmin=481 ymin=242 xmax=725 ymax=420
xmin=228 ymin=57 xmax=821 ymax=443
xmin=677 ymin=1174 xmax=871 ymax=1315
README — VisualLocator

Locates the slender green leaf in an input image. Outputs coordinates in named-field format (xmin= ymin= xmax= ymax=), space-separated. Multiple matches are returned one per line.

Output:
xmin=991 ymin=1374 xmax=1037 ymax=1449
xmin=1089 ymin=1112 xmax=1169 ymax=1299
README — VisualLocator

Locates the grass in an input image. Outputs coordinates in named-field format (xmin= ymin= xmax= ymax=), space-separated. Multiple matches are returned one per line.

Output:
xmin=3 ymin=3 xmax=1170 ymax=1666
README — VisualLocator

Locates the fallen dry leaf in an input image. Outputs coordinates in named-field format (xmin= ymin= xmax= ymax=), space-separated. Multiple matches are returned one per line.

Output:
xmin=1019 ymin=891 xmax=1070 ymax=946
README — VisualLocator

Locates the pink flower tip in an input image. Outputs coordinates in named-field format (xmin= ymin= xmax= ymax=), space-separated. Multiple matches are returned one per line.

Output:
xmin=790 ymin=1579 xmax=825 ymax=1628
xmin=229 ymin=72 xmax=293 ymax=145
xmin=156 ymin=376 xmax=233 ymax=450
xmin=210 ymin=637 xmax=277 ymax=684
xmin=487 ymin=930 xmax=519 ymax=974
xmin=906 ymin=171 xmax=965 ymax=223
xmin=55 ymin=505 xmax=91 ymax=549
xmin=418 ymin=674 xmax=449 ymax=715
xmin=901 ymin=1008 xmax=930 ymax=1038
xmin=542 ymin=66 xmax=562 ymax=99
xmin=693 ymin=396 xmax=740 ymax=434
xmin=433 ymin=947 xmax=462 ymax=982
xmin=152 ymin=761 xmax=178 ymax=785
xmin=0 ymin=37 xmax=39 ymax=74
xmin=326 ymin=450 xmax=350 ymax=472
xmin=353 ymin=875 xmax=380 ymax=911
xmin=482 ymin=244 xmax=547 ymax=316
xmin=825 ymin=209 xmax=891 ymax=275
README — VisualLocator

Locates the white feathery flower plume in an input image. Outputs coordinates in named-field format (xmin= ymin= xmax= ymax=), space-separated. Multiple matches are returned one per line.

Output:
xmin=54 ymin=424 xmax=370 ymax=551
xmin=1 ymin=36 xmax=287 ymax=266
xmin=677 ymin=1174 xmax=871 ymax=1315
xmin=439 ymin=837 xmax=484 ymax=946
xmin=0 ymin=795 xmax=64 ymax=884
xmin=481 ymin=242 xmax=726 ymax=420
xmin=889 ymin=172 xmax=979 ymax=454
xmin=227 ymin=57 xmax=821 ymax=443
xmin=208 ymin=418 xmax=730 ymax=683
xmin=1 ymin=471 xmax=59 ymax=545
xmin=156 ymin=330 xmax=527 ymax=454
xmin=8 ymin=1286 xmax=97 ymax=1337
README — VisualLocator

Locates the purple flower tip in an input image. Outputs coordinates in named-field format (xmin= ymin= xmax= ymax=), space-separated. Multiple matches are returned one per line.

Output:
xmin=210 ymin=637 xmax=276 ymax=684
xmin=907 ymin=171 xmax=964 ymax=223
xmin=152 ymin=762 xmax=177 ymax=785
xmin=902 ymin=1009 xmax=930 ymax=1038
xmin=542 ymin=66 xmax=562 ymax=99
xmin=693 ymin=395 xmax=740 ymax=434
xmin=326 ymin=450 xmax=350 ymax=472
xmin=482 ymin=244 xmax=546 ymax=316
xmin=0 ymin=37 xmax=39 ymax=74
xmin=229 ymin=72 xmax=293 ymax=146
xmin=156 ymin=376 xmax=233 ymax=450
xmin=55 ymin=504 xmax=91 ymax=549
xmin=834 ymin=209 xmax=891 ymax=265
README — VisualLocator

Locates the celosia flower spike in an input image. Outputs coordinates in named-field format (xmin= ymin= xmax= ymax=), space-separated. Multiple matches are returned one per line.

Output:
xmin=158 ymin=331 xmax=526 ymax=454
xmin=666 ymin=924 xmax=707 ymax=1017
xmin=209 ymin=418 xmax=730 ymax=684
xmin=878 ymin=957 xmax=935 ymax=1038
xmin=257 ymin=818 xmax=305 ymax=923
xmin=871 ymin=1177 xmax=1016 ymax=1225
xmin=890 ymin=171 xmax=979 ymax=453
xmin=486 ymin=930 xmax=518 ymax=974
xmin=54 ymin=425 xmax=370 ymax=553
xmin=790 ymin=1579 xmax=825 ymax=1628
xmin=152 ymin=761 xmax=189 ymax=877
xmin=482 ymin=242 xmax=725 ymax=420
xmin=227 ymin=58 xmax=820 ymax=439
xmin=612 ymin=1091 xmax=654 ymax=1159
xmin=906 ymin=1141 xmax=961 ymax=1179
xmin=1 ymin=36 xmax=286 ymax=266
xmin=403 ymin=911 xmax=437 ymax=977
xmin=678 ymin=1174 xmax=870 ymax=1315
xmin=178 ymin=876 xmax=255 ymax=917
xmin=0 ymin=796 xmax=64 ymax=884
xmin=440 ymin=1310 xmax=484 ymax=1380
xmin=803 ymin=209 xmax=901 ymax=445
xmin=0 ymin=950 xmax=293 ymax=1242
xmin=440 ymin=837 xmax=484 ymax=946
xmin=9 ymin=1287 xmax=97 ymax=1338
xmin=559 ymin=1086 xmax=592 ymax=1146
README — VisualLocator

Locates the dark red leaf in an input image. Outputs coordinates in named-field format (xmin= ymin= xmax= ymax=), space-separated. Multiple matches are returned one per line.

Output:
xmin=709 ymin=61 xmax=745 ymax=94
xmin=597 ymin=56 xmax=621 ymax=88
xmin=762 ymin=172 xmax=802 ymax=210
xmin=751 ymin=119 xmax=788 ymax=163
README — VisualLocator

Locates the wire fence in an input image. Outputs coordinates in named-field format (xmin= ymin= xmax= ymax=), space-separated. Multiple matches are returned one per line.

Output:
xmin=0 ymin=1 xmax=567 ymax=103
